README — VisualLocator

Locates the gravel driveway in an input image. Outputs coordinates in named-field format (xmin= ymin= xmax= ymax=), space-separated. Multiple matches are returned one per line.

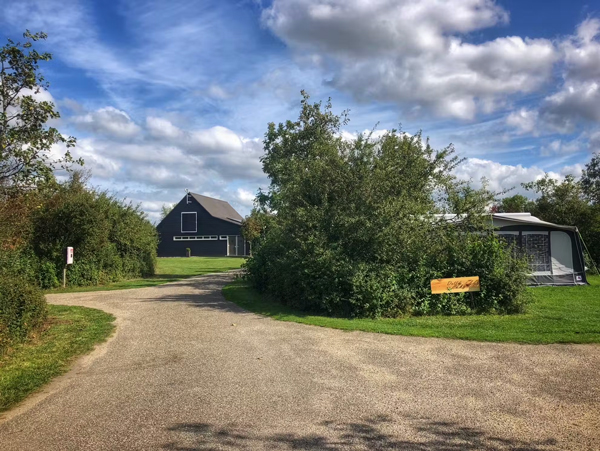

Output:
xmin=1 ymin=272 xmax=599 ymax=450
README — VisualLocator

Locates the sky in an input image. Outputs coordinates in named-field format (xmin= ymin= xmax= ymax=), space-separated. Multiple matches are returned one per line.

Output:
xmin=1 ymin=0 xmax=600 ymax=221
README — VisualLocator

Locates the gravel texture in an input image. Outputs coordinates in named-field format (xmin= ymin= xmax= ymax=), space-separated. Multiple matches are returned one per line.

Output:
xmin=1 ymin=272 xmax=599 ymax=450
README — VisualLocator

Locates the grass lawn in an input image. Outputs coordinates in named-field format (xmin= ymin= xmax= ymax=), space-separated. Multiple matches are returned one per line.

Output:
xmin=0 ymin=304 xmax=115 ymax=413
xmin=48 ymin=257 xmax=245 ymax=294
xmin=222 ymin=275 xmax=600 ymax=344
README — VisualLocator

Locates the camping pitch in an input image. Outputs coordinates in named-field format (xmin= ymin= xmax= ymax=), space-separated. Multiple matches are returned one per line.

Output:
xmin=436 ymin=213 xmax=588 ymax=286
xmin=492 ymin=213 xmax=587 ymax=286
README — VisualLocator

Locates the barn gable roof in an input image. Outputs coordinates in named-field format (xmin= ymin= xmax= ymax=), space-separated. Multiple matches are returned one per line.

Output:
xmin=190 ymin=193 xmax=243 ymax=224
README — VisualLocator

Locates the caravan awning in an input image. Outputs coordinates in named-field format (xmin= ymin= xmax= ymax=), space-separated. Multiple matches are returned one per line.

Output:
xmin=491 ymin=213 xmax=578 ymax=232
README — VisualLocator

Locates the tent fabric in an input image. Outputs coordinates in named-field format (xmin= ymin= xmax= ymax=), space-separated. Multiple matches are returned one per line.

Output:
xmin=491 ymin=213 xmax=587 ymax=286
xmin=491 ymin=213 xmax=577 ymax=231
xmin=431 ymin=213 xmax=587 ymax=285
xmin=551 ymin=231 xmax=574 ymax=276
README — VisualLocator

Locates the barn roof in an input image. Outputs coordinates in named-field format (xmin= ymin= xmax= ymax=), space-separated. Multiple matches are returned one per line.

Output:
xmin=190 ymin=193 xmax=243 ymax=224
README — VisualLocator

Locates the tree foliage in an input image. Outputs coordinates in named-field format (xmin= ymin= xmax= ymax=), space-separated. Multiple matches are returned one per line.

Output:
xmin=31 ymin=173 xmax=158 ymax=287
xmin=0 ymin=31 xmax=80 ymax=188
xmin=160 ymin=203 xmax=174 ymax=220
xmin=581 ymin=151 xmax=600 ymax=205
xmin=0 ymin=172 xmax=158 ymax=289
xmin=496 ymin=194 xmax=532 ymax=213
xmin=244 ymin=93 xmax=529 ymax=318
xmin=524 ymin=173 xmax=600 ymax=266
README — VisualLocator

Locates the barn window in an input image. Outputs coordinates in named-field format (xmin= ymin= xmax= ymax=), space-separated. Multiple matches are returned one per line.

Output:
xmin=181 ymin=212 xmax=197 ymax=233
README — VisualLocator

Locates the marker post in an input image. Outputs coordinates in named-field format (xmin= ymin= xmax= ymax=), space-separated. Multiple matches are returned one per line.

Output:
xmin=64 ymin=247 xmax=74 ymax=288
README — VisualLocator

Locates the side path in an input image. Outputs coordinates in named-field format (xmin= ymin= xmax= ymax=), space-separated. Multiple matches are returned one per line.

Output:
xmin=1 ymin=272 xmax=599 ymax=450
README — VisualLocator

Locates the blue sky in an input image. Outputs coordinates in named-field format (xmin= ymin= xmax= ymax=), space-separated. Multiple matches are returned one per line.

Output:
xmin=1 ymin=0 xmax=599 ymax=220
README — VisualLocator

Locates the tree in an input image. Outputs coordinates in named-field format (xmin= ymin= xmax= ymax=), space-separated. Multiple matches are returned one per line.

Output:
xmin=581 ymin=152 xmax=600 ymax=204
xmin=523 ymin=174 xmax=600 ymax=265
xmin=244 ymin=92 xmax=529 ymax=318
xmin=0 ymin=31 xmax=80 ymax=188
xmin=497 ymin=194 xmax=532 ymax=213
xmin=522 ymin=175 xmax=590 ymax=226
xmin=160 ymin=203 xmax=174 ymax=220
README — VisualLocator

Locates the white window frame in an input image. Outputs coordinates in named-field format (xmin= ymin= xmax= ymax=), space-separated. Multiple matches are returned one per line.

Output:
xmin=220 ymin=235 xmax=228 ymax=240
xmin=181 ymin=212 xmax=197 ymax=233
xmin=173 ymin=235 xmax=218 ymax=241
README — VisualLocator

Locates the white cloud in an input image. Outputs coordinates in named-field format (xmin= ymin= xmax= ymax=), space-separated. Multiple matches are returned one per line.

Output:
xmin=340 ymin=128 xmax=392 ymax=142
xmin=560 ymin=163 xmax=584 ymax=177
xmin=61 ymin=112 xmax=267 ymax=216
xmin=541 ymin=82 xmax=600 ymax=133
xmin=143 ymin=117 xmax=265 ymax=179
xmin=146 ymin=116 xmax=185 ymax=140
xmin=538 ymin=19 xmax=600 ymax=133
xmin=590 ymin=130 xmax=600 ymax=153
xmin=454 ymin=158 xmax=560 ymax=195
xmin=263 ymin=0 xmax=556 ymax=120
xmin=72 ymin=107 xmax=141 ymax=139
xmin=506 ymin=108 xmax=538 ymax=135
xmin=3 ymin=1 xmax=139 ymax=95
xmin=540 ymin=139 xmax=581 ymax=157
xmin=236 ymin=188 xmax=256 ymax=207
xmin=206 ymin=84 xmax=230 ymax=100
xmin=19 ymin=87 xmax=55 ymax=104
xmin=562 ymin=18 xmax=600 ymax=82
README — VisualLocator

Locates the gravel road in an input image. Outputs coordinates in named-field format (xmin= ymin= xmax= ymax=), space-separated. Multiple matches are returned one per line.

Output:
xmin=1 ymin=272 xmax=598 ymax=450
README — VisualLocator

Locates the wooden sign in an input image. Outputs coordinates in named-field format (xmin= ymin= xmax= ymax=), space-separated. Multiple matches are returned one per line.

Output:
xmin=431 ymin=276 xmax=480 ymax=294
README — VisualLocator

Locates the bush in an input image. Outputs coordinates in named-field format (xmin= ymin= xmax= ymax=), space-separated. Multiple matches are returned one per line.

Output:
xmin=0 ymin=275 xmax=47 ymax=353
xmin=38 ymin=261 xmax=60 ymax=289
xmin=29 ymin=173 xmax=157 ymax=287
xmin=0 ymin=173 xmax=158 ymax=290
xmin=244 ymin=94 xmax=530 ymax=318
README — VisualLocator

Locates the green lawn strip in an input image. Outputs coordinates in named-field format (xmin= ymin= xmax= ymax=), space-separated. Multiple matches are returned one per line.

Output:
xmin=222 ymin=277 xmax=600 ymax=344
xmin=0 ymin=304 xmax=115 ymax=413
xmin=47 ymin=257 xmax=246 ymax=294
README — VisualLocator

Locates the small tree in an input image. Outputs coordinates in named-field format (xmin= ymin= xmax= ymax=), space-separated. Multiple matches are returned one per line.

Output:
xmin=581 ymin=152 xmax=600 ymax=205
xmin=160 ymin=203 xmax=174 ymax=220
xmin=497 ymin=194 xmax=532 ymax=213
xmin=523 ymin=175 xmax=590 ymax=226
xmin=524 ymin=174 xmax=600 ymax=265
xmin=0 ymin=31 xmax=80 ymax=189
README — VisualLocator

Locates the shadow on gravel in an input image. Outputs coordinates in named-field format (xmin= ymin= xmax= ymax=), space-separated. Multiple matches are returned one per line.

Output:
xmin=162 ymin=415 xmax=558 ymax=451
xmin=140 ymin=274 xmax=250 ymax=314
xmin=141 ymin=292 xmax=249 ymax=314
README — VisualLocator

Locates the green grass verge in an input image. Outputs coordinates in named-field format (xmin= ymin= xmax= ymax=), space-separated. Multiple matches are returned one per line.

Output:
xmin=48 ymin=257 xmax=246 ymax=294
xmin=222 ymin=276 xmax=600 ymax=344
xmin=0 ymin=304 xmax=115 ymax=413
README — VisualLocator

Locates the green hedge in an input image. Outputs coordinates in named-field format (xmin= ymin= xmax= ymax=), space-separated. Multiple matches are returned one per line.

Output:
xmin=28 ymin=175 xmax=157 ymax=288
xmin=0 ymin=275 xmax=47 ymax=353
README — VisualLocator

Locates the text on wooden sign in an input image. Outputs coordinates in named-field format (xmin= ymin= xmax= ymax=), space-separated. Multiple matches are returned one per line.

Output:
xmin=430 ymin=276 xmax=480 ymax=294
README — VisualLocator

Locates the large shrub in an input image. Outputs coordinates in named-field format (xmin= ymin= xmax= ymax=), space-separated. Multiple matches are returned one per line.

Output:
xmin=0 ymin=250 xmax=47 ymax=353
xmin=29 ymin=174 xmax=157 ymax=287
xmin=244 ymin=93 xmax=530 ymax=318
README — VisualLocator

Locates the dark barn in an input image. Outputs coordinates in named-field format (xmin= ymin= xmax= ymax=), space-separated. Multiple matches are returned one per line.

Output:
xmin=157 ymin=192 xmax=249 ymax=257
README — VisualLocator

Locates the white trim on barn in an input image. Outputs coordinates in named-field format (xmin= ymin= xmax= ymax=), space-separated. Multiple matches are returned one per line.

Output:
xmin=181 ymin=212 xmax=197 ymax=233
